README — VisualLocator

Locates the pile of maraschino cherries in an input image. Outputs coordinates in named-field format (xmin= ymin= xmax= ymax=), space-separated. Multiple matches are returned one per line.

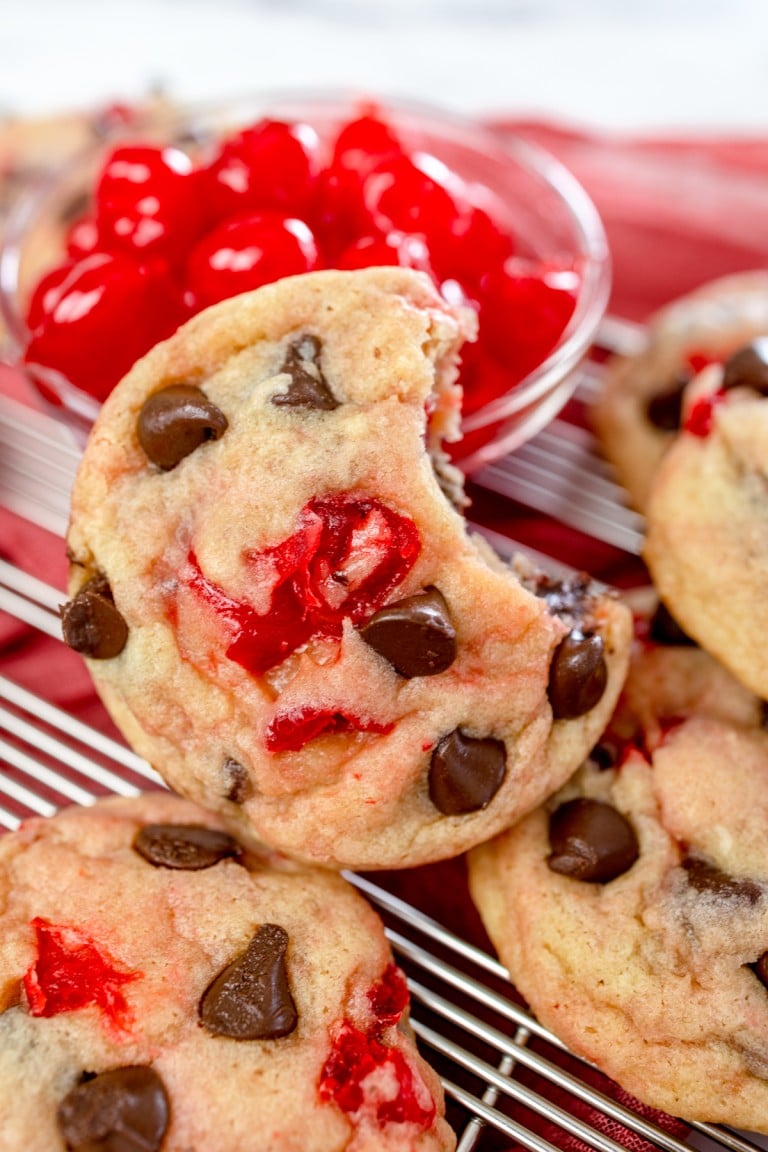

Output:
xmin=24 ymin=105 xmax=580 ymax=425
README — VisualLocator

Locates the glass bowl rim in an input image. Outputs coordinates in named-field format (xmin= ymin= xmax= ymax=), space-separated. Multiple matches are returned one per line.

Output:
xmin=0 ymin=88 xmax=611 ymax=445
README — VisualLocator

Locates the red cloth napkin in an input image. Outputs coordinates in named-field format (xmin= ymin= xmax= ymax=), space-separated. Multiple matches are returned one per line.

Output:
xmin=3 ymin=120 xmax=767 ymax=1148
xmin=491 ymin=119 xmax=768 ymax=322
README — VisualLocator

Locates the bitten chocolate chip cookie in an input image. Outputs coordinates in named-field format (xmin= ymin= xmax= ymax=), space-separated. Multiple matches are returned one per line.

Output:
xmin=644 ymin=339 xmax=768 ymax=699
xmin=591 ymin=271 xmax=768 ymax=511
xmin=0 ymin=793 xmax=453 ymax=1151
xmin=64 ymin=267 xmax=632 ymax=869
xmin=469 ymin=714 xmax=768 ymax=1132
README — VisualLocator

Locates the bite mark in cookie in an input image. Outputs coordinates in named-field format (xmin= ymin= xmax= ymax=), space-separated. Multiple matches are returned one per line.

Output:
xmin=64 ymin=267 xmax=631 ymax=868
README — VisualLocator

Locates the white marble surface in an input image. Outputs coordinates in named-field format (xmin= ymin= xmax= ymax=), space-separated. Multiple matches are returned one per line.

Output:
xmin=2 ymin=0 xmax=768 ymax=131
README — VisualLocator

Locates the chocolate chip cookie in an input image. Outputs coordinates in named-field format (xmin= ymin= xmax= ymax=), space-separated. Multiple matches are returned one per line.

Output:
xmin=644 ymin=338 xmax=768 ymax=699
xmin=64 ymin=267 xmax=632 ymax=869
xmin=0 ymin=793 xmax=453 ymax=1151
xmin=469 ymin=714 xmax=768 ymax=1132
xmin=591 ymin=271 xmax=768 ymax=511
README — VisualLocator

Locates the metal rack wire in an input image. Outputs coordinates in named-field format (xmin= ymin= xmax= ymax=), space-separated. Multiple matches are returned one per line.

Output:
xmin=1 ymin=357 xmax=766 ymax=1151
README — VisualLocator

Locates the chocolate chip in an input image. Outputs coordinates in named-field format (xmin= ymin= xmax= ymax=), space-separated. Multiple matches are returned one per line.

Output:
xmin=752 ymin=951 xmax=768 ymax=989
xmin=137 ymin=384 xmax=228 ymax=470
xmin=271 ymin=334 xmax=338 ymax=410
xmin=722 ymin=339 xmax=768 ymax=395
xmin=223 ymin=757 xmax=252 ymax=804
xmin=133 ymin=824 xmax=243 ymax=870
xmin=548 ymin=631 xmax=608 ymax=720
xmin=359 ymin=587 xmax=456 ymax=678
xmin=682 ymin=856 xmax=762 ymax=903
xmin=589 ymin=736 xmax=623 ymax=770
xmin=428 ymin=729 xmax=506 ymax=815
xmin=529 ymin=573 xmax=592 ymax=621
xmin=648 ymin=601 xmax=696 ymax=646
xmin=61 ymin=575 xmax=128 ymax=659
xmin=645 ymin=376 xmax=687 ymax=431
xmin=57 ymin=1066 xmax=169 ymax=1152
xmin=548 ymin=798 xmax=639 ymax=882
xmin=199 ymin=923 xmax=298 ymax=1040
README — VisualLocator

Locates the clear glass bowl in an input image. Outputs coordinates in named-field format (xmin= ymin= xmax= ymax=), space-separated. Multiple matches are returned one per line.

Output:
xmin=0 ymin=92 xmax=610 ymax=467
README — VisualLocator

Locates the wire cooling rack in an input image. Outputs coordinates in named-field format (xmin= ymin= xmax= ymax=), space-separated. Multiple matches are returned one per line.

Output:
xmin=1 ymin=347 xmax=767 ymax=1152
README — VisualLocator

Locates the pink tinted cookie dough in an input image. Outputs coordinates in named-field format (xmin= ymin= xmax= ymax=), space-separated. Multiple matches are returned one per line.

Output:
xmin=591 ymin=271 xmax=768 ymax=510
xmin=0 ymin=793 xmax=453 ymax=1151
xmin=471 ymin=703 xmax=768 ymax=1131
xmin=64 ymin=267 xmax=632 ymax=869
xmin=644 ymin=337 xmax=768 ymax=698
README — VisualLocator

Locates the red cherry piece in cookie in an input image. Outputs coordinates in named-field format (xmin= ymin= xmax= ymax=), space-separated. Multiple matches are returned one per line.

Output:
xmin=684 ymin=390 xmax=726 ymax=438
xmin=23 ymin=917 xmax=139 ymax=1033
xmin=95 ymin=145 xmax=205 ymax=266
xmin=364 ymin=152 xmax=468 ymax=250
xmin=24 ymin=253 xmax=189 ymax=402
xmin=335 ymin=231 xmax=433 ymax=275
xmin=185 ymin=495 xmax=421 ymax=676
xmin=320 ymin=1021 xmax=436 ymax=1129
xmin=479 ymin=257 xmax=579 ymax=385
xmin=204 ymin=119 xmax=319 ymax=222
xmin=686 ymin=350 xmax=719 ymax=375
xmin=265 ymin=707 xmax=394 ymax=754
xmin=368 ymin=963 xmax=409 ymax=1027
xmin=186 ymin=212 xmax=319 ymax=308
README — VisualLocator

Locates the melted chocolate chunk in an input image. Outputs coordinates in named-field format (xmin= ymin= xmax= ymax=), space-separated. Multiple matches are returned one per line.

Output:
xmin=682 ymin=856 xmax=762 ymax=903
xmin=133 ymin=823 xmax=243 ymax=870
xmin=722 ymin=339 xmax=768 ymax=395
xmin=752 ymin=951 xmax=768 ymax=989
xmin=648 ymin=601 xmax=696 ymax=646
xmin=61 ymin=575 xmax=128 ymax=659
xmin=359 ymin=587 xmax=456 ymax=678
xmin=589 ymin=735 xmax=623 ymax=770
xmin=223 ymin=757 xmax=252 ymax=804
xmin=57 ymin=1066 xmax=169 ymax=1152
xmin=548 ymin=798 xmax=639 ymax=883
xmin=529 ymin=573 xmax=592 ymax=622
xmin=199 ymin=923 xmax=298 ymax=1040
xmin=548 ymin=631 xmax=608 ymax=720
xmin=137 ymin=384 xmax=228 ymax=470
xmin=272 ymin=334 xmax=338 ymax=410
xmin=428 ymin=729 xmax=506 ymax=815
xmin=645 ymin=376 xmax=687 ymax=431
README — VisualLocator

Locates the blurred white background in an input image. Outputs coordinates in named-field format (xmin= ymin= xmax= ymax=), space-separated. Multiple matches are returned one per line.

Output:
xmin=2 ymin=0 xmax=768 ymax=131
